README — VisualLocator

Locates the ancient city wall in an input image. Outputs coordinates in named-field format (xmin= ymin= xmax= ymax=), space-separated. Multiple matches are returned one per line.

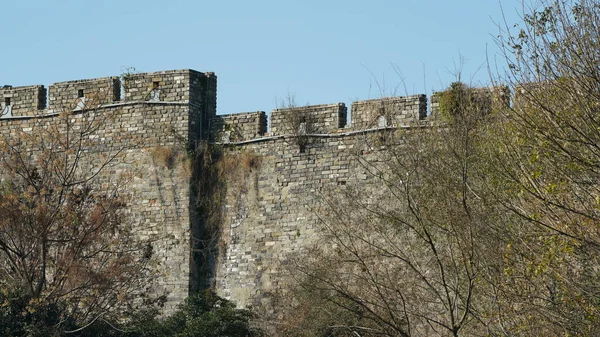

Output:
xmin=0 ymin=69 xmax=216 ymax=313
xmin=208 ymin=85 xmax=508 ymax=312
xmin=209 ymin=111 xmax=268 ymax=142
xmin=212 ymin=131 xmax=408 ymax=311
xmin=0 ymin=85 xmax=46 ymax=117
xmin=1 ymin=68 xmax=507 ymax=316
xmin=207 ymin=95 xmax=434 ymax=311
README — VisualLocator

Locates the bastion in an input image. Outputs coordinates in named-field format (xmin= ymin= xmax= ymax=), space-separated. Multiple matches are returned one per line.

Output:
xmin=0 ymin=69 xmax=500 ymax=313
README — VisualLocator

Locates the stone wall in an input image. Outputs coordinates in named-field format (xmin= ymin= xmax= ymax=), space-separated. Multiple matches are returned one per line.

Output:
xmin=121 ymin=69 xmax=216 ymax=143
xmin=208 ymin=87 xmax=507 ymax=313
xmin=48 ymin=77 xmax=120 ymax=109
xmin=0 ymin=69 xmax=217 ymax=314
xmin=212 ymin=129 xmax=406 ymax=311
xmin=270 ymin=103 xmax=347 ymax=135
xmin=209 ymin=111 xmax=267 ymax=142
xmin=122 ymin=69 xmax=215 ymax=106
xmin=430 ymin=86 xmax=509 ymax=119
xmin=350 ymin=94 xmax=427 ymax=129
xmin=0 ymin=68 xmax=508 ymax=317
xmin=0 ymin=103 xmax=195 ymax=313
xmin=0 ymin=85 xmax=46 ymax=117
xmin=0 ymin=68 xmax=435 ymax=315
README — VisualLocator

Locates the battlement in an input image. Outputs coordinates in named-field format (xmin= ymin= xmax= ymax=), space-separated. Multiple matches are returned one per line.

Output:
xmin=217 ymin=94 xmax=428 ymax=143
xmin=49 ymin=76 xmax=120 ymax=110
xmin=430 ymin=85 xmax=510 ymax=118
xmin=270 ymin=103 xmax=347 ymax=135
xmin=209 ymin=111 xmax=267 ymax=143
xmin=213 ymin=87 xmax=512 ymax=144
xmin=122 ymin=69 xmax=216 ymax=108
xmin=1 ymin=85 xmax=46 ymax=117
xmin=1 ymin=70 xmax=510 ymax=145
xmin=1 ymin=69 xmax=217 ymax=119
xmin=351 ymin=94 xmax=427 ymax=129
xmin=0 ymin=68 xmax=517 ymax=317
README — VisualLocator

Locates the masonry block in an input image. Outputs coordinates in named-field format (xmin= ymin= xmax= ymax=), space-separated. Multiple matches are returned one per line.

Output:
xmin=0 ymin=85 xmax=46 ymax=118
xmin=351 ymin=95 xmax=426 ymax=129
xmin=209 ymin=111 xmax=267 ymax=142
xmin=430 ymin=86 xmax=509 ymax=120
xmin=270 ymin=103 xmax=347 ymax=135
xmin=48 ymin=77 xmax=120 ymax=110
xmin=123 ymin=69 xmax=216 ymax=107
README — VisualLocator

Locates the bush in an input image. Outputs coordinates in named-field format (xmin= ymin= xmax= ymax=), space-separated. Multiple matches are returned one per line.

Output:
xmin=0 ymin=289 xmax=260 ymax=337
xmin=126 ymin=291 xmax=262 ymax=337
xmin=0 ymin=288 xmax=76 ymax=337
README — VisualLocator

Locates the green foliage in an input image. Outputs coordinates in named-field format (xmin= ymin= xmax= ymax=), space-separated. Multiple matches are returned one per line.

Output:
xmin=126 ymin=291 xmax=262 ymax=337
xmin=438 ymin=81 xmax=469 ymax=120
xmin=437 ymin=81 xmax=497 ymax=124
xmin=0 ymin=288 xmax=72 ymax=337
xmin=0 ymin=289 xmax=260 ymax=337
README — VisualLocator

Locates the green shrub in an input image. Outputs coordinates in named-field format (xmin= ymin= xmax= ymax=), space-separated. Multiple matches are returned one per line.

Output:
xmin=0 ymin=288 xmax=260 ymax=337
xmin=0 ymin=288 xmax=75 ymax=337
xmin=127 ymin=290 xmax=262 ymax=337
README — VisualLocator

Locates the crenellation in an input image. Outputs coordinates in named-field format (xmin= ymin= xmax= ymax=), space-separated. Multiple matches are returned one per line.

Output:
xmin=351 ymin=94 xmax=427 ymax=129
xmin=48 ymin=76 xmax=120 ymax=110
xmin=270 ymin=103 xmax=347 ymax=135
xmin=430 ymin=85 xmax=510 ymax=119
xmin=122 ymin=69 xmax=214 ymax=105
xmin=1 ymin=85 xmax=46 ymax=117
xmin=0 ymin=68 xmax=507 ymax=318
xmin=209 ymin=111 xmax=267 ymax=142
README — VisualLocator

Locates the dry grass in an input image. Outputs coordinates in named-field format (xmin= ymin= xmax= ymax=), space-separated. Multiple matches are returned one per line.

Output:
xmin=150 ymin=146 xmax=193 ymax=176
xmin=151 ymin=146 xmax=176 ymax=168
xmin=217 ymin=152 xmax=261 ymax=179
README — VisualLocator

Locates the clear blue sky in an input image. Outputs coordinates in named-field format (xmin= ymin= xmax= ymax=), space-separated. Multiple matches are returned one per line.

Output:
xmin=1 ymin=0 xmax=521 ymax=114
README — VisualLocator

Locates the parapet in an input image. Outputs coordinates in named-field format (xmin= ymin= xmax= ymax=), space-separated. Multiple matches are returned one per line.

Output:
xmin=209 ymin=111 xmax=267 ymax=142
xmin=123 ymin=70 xmax=216 ymax=110
xmin=351 ymin=95 xmax=426 ymax=129
xmin=513 ymin=81 xmax=560 ymax=111
xmin=0 ymin=69 xmax=218 ymax=125
xmin=48 ymin=77 xmax=120 ymax=110
xmin=430 ymin=86 xmax=509 ymax=119
xmin=270 ymin=103 xmax=347 ymax=135
xmin=0 ymin=70 xmax=516 ymax=146
xmin=1 ymin=85 xmax=46 ymax=117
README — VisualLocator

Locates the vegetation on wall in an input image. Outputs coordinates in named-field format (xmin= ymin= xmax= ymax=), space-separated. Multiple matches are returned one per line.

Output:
xmin=192 ymin=142 xmax=262 ymax=291
xmin=278 ymin=95 xmax=315 ymax=153
xmin=278 ymin=1 xmax=600 ymax=336
xmin=0 ymin=105 xmax=162 ymax=335
xmin=3 ymin=0 xmax=600 ymax=336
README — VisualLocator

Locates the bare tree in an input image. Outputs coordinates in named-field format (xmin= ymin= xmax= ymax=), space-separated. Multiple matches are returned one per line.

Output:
xmin=476 ymin=1 xmax=600 ymax=334
xmin=0 ymin=96 xmax=158 ymax=334
xmin=277 ymin=83 xmax=500 ymax=337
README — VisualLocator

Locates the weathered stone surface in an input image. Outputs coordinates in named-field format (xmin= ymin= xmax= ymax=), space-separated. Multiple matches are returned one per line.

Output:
xmin=4 ymin=68 xmax=501 ymax=316
xmin=270 ymin=103 xmax=347 ymax=135
xmin=0 ymin=69 xmax=216 ymax=314
xmin=213 ymin=130 xmax=407 ymax=311
xmin=1 ymin=85 xmax=46 ymax=117
xmin=351 ymin=95 xmax=426 ymax=129
xmin=209 ymin=111 xmax=267 ymax=142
